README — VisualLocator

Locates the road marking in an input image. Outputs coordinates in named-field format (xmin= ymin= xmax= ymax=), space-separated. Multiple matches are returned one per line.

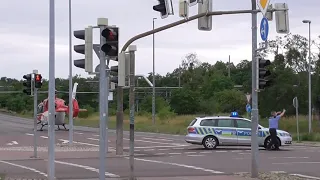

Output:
xmin=6 ymin=141 xmax=18 ymax=145
xmin=239 ymin=153 xmax=251 ymax=155
xmin=54 ymin=160 xmax=119 ymax=178
xmin=125 ymin=145 xmax=188 ymax=149
xmin=142 ymin=137 xmax=173 ymax=142
xmin=173 ymin=148 xmax=184 ymax=150
xmin=200 ymin=151 xmax=212 ymax=154
xmin=58 ymin=139 xmax=115 ymax=151
xmin=26 ymin=133 xmax=34 ymax=136
xmin=268 ymin=157 xmax=309 ymax=159
xmin=188 ymin=154 xmax=204 ymax=157
xmin=270 ymin=171 xmax=286 ymax=174
xmin=273 ymin=162 xmax=320 ymax=165
xmin=290 ymin=174 xmax=320 ymax=180
xmin=231 ymin=150 xmax=242 ymax=152
xmin=128 ymin=157 xmax=224 ymax=174
xmin=123 ymin=138 xmax=184 ymax=145
xmin=158 ymin=149 xmax=169 ymax=151
xmin=168 ymin=153 xmax=181 ymax=155
xmin=185 ymin=152 xmax=197 ymax=154
xmin=155 ymin=153 xmax=166 ymax=155
xmin=74 ymin=132 xmax=83 ymax=135
xmin=40 ymin=136 xmax=48 ymax=139
xmin=87 ymin=138 xmax=111 ymax=142
xmin=216 ymin=151 xmax=228 ymax=152
xmin=0 ymin=160 xmax=47 ymax=177
xmin=144 ymin=149 xmax=155 ymax=151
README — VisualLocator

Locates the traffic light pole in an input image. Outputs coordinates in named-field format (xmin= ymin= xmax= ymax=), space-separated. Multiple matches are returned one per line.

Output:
xmin=128 ymin=45 xmax=137 ymax=180
xmin=98 ymin=24 xmax=108 ymax=180
xmin=250 ymin=0 xmax=259 ymax=178
xmin=48 ymin=0 xmax=56 ymax=179
xmin=33 ymin=87 xmax=38 ymax=158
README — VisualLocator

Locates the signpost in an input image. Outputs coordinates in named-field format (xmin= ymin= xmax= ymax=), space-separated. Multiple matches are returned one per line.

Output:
xmin=246 ymin=104 xmax=252 ymax=113
xmin=293 ymin=97 xmax=300 ymax=142
xmin=260 ymin=17 xmax=269 ymax=41
xmin=257 ymin=0 xmax=271 ymax=17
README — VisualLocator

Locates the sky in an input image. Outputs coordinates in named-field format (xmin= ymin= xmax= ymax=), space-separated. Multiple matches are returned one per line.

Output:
xmin=1 ymin=0 xmax=320 ymax=80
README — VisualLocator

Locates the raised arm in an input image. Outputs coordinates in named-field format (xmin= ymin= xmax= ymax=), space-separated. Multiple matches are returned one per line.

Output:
xmin=279 ymin=109 xmax=286 ymax=117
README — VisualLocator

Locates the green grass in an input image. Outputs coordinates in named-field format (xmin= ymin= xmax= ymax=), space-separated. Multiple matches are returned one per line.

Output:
xmin=0 ymin=174 xmax=6 ymax=180
xmin=2 ymin=109 xmax=320 ymax=141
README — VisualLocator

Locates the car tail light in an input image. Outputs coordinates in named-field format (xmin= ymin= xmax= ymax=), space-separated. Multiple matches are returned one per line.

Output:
xmin=188 ymin=127 xmax=196 ymax=133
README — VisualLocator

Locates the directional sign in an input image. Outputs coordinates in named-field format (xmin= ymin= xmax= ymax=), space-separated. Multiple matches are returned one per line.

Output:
xmin=260 ymin=17 xmax=269 ymax=41
xmin=257 ymin=0 xmax=270 ymax=17
xmin=246 ymin=104 xmax=252 ymax=113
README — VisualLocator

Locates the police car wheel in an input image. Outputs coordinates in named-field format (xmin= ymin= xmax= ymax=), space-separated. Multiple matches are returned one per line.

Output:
xmin=203 ymin=136 xmax=218 ymax=149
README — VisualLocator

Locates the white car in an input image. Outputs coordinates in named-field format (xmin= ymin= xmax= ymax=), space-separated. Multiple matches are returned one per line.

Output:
xmin=185 ymin=116 xmax=292 ymax=149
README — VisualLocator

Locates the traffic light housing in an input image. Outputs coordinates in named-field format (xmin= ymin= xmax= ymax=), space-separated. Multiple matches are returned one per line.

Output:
xmin=258 ymin=57 xmax=272 ymax=89
xmin=34 ymin=74 xmax=42 ymax=89
xmin=153 ymin=0 xmax=170 ymax=19
xmin=22 ymin=74 xmax=32 ymax=95
xmin=101 ymin=27 xmax=119 ymax=58
xmin=73 ymin=27 xmax=93 ymax=72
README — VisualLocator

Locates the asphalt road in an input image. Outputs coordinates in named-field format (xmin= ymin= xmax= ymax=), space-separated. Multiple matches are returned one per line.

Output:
xmin=0 ymin=113 xmax=320 ymax=179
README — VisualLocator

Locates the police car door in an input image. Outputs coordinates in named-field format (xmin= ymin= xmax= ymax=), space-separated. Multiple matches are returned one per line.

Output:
xmin=215 ymin=119 xmax=237 ymax=145
xmin=235 ymin=119 xmax=252 ymax=145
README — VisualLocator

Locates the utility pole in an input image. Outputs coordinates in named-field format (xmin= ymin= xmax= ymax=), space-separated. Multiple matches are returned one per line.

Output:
xmin=68 ymin=0 xmax=74 ymax=145
xmin=48 ymin=0 xmax=56 ymax=179
xmin=250 ymin=0 xmax=259 ymax=178
xmin=228 ymin=55 xmax=231 ymax=78
xmin=128 ymin=45 xmax=137 ymax=180
xmin=152 ymin=17 xmax=157 ymax=125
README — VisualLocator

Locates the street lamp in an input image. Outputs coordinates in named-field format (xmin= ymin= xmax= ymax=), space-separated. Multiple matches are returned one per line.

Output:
xmin=152 ymin=17 xmax=157 ymax=125
xmin=302 ymin=19 xmax=312 ymax=134
xmin=68 ymin=0 xmax=74 ymax=145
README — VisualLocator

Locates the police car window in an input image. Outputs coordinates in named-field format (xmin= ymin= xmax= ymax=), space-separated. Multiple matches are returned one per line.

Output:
xmin=236 ymin=119 xmax=251 ymax=128
xmin=189 ymin=119 xmax=197 ymax=126
xmin=217 ymin=119 xmax=235 ymax=127
xmin=200 ymin=119 xmax=216 ymax=126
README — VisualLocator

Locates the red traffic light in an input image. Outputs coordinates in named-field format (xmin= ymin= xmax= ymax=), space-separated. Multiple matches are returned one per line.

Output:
xmin=35 ymin=74 xmax=42 ymax=82
xmin=101 ymin=28 xmax=118 ymax=41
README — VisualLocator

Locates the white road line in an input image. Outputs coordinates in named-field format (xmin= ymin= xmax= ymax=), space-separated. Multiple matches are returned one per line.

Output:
xmin=158 ymin=149 xmax=169 ymax=151
xmin=216 ymin=151 xmax=228 ymax=152
xmin=123 ymin=138 xmax=184 ymax=145
xmin=74 ymin=132 xmax=83 ymax=135
xmin=168 ymin=153 xmax=181 ymax=155
xmin=273 ymin=162 xmax=320 ymax=165
xmin=200 ymin=151 xmax=212 ymax=154
xmin=231 ymin=150 xmax=242 ymax=152
xmin=87 ymin=138 xmax=99 ymax=141
xmin=58 ymin=139 xmax=115 ymax=151
xmin=188 ymin=155 xmax=204 ymax=157
xmin=40 ymin=136 xmax=48 ymax=139
xmin=239 ymin=153 xmax=251 ymax=155
xmin=6 ymin=141 xmax=18 ymax=145
xmin=142 ymin=137 xmax=173 ymax=142
xmin=268 ymin=157 xmax=309 ymax=159
xmin=185 ymin=152 xmax=197 ymax=154
xmin=128 ymin=157 xmax=224 ymax=174
xmin=270 ymin=171 xmax=286 ymax=174
xmin=144 ymin=149 xmax=155 ymax=151
xmin=0 ymin=160 xmax=47 ymax=177
xmin=155 ymin=153 xmax=166 ymax=155
xmin=290 ymin=174 xmax=320 ymax=180
xmin=126 ymin=145 xmax=188 ymax=149
xmin=173 ymin=148 xmax=184 ymax=150
xmin=26 ymin=133 xmax=34 ymax=136
xmin=54 ymin=160 xmax=119 ymax=178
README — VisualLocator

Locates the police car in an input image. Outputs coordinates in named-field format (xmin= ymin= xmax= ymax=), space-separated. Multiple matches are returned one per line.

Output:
xmin=184 ymin=114 xmax=292 ymax=150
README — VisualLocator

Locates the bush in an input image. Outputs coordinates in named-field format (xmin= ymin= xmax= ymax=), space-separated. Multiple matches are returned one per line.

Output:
xmin=78 ymin=105 xmax=94 ymax=118
xmin=157 ymin=106 xmax=176 ymax=124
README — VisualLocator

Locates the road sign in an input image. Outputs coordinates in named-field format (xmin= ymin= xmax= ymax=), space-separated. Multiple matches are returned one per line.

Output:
xmin=260 ymin=17 xmax=269 ymax=41
xmin=293 ymin=97 xmax=298 ymax=108
xmin=246 ymin=94 xmax=251 ymax=103
xmin=246 ymin=104 xmax=252 ymax=113
xmin=257 ymin=0 xmax=270 ymax=17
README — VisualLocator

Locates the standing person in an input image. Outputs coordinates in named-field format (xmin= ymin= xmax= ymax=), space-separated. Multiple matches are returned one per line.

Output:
xmin=267 ymin=109 xmax=286 ymax=150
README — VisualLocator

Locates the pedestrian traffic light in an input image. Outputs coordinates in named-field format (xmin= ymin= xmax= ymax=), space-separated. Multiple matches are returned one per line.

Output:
xmin=153 ymin=0 xmax=170 ymax=19
xmin=258 ymin=57 xmax=272 ymax=89
xmin=22 ymin=73 xmax=32 ymax=95
xmin=73 ymin=26 xmax=93 ymax=72
xmin=101 ymin=27 xmax=119 ymax=59
xmin=34 ymin=74 xmax=42 ymax=89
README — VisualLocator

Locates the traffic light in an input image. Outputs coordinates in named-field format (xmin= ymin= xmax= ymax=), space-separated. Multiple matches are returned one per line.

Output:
xmin=22 ymin=74 xmax=32 ymax=95
xmin=101 ymin=27 xmax=119 ymax=58
xmin=73 ymin=26 xmax=93 ymax=72
xmin=274 ymin=3 xmax=289 ymax=34
xmin=153 ymin=0 xmax=170 ymax=19
xmin=258 ymin=57 xmax=272 ymax=89
xmin=109 ymin=52 xmax=126 ymax=87
xmin=34 ymin=74 xmax=42 ymax=89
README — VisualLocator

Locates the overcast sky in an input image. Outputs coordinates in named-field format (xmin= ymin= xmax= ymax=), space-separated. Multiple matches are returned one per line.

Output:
xmin=0 ymin=0 xmax=319 ymax=80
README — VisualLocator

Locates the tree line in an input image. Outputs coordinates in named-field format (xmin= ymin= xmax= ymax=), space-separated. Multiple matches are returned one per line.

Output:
xmin=1 ymin=33 xmax=320 ymax=119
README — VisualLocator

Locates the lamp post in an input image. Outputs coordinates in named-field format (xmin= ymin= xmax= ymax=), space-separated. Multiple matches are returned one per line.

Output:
xmin=302 ymin=19 xmax=312 ymax=134
xmin=152 ymin=17 xmax=157 ymax=125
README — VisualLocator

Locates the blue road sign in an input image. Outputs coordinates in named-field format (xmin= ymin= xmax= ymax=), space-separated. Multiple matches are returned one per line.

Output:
xmin=246 ymin=104 xmax=251 ymax=113
xmin=260 ymin=17 xmax=269 ymax=41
